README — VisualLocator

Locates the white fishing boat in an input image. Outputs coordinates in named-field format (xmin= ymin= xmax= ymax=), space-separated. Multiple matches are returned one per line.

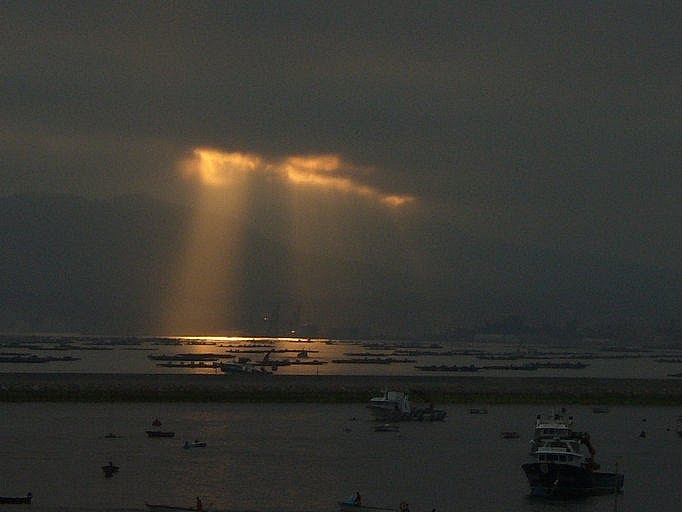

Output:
xmin=367 ymin=390 xmax=411 ymax=418
xmin=529 ymin=409 xmax=577 ymax=453
xmin=522 ymin=435 xmax=624 ymax=497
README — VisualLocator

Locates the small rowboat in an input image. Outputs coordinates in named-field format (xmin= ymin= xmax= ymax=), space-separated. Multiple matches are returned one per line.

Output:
xmin=145 ymin=502 xmax=201 ymax=511
xmin=102 ymin=463 xmax=120 ymax=477
xmin=146 ymin=430 xmax=175 ymax=438
xmin=0 ymin=493 xmax=32 ymax=504
xmin=374 ymin=423 xmax=399 ymax=432
xmin=183 ymin=440 xmax=207 ymax=449
xmin=337 ymin=501 xmax=398 ymax=512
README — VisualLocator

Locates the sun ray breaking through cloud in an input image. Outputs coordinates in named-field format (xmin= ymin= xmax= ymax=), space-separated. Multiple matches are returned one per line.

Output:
xmin=161 ymin=146 xmax=417 ymax=335
xmin=181 ymin=148 xmax=416 ymax=207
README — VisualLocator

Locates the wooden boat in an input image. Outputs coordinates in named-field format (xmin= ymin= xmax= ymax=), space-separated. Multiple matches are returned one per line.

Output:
xmin=145 ymin=501 xmax=202 ymax=511
xmin=337 ymin=501 xmax=399 ymax=511
xmin=146 ymin=430 xmax=175 ymax=438
xmin=0 ymin=493 xmax=32 ymax=504
xmin=469 ymin=408 xmax=488 ymax=414
xmin=183 ymin=440 xmax=207 ymax=449
xmin=374 ymin=423 xmax=399 ymax=432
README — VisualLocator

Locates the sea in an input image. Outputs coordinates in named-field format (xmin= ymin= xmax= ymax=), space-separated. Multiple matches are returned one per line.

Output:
xmin=1 ymin=402 xmax=681 ymax=512
xmin=1 ymin=334 xmax=681 ymax=379
xmin=1 ymin=335 xmax=682 ymax=511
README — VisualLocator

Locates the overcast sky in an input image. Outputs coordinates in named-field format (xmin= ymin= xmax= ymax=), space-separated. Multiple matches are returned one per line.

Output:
xmin=1 ymin=2 xmax=680 ymax=334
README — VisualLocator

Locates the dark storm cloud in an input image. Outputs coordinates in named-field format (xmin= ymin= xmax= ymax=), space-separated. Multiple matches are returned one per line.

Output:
xmin=1 ymin=2 xmax=680 ymax=334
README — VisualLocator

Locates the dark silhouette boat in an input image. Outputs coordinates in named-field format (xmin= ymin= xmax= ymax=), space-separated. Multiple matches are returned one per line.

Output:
xmin=102 ymin=462 xmax=120 ymax=477
xmin=146 ymin=430 xmax=175 ymax=438
xmin=522 ymin=434 xmax=624 ymax=497
xmin=145 ymin=497 xmax=204 ymax=511
xmin=0 ymin=493 xmax=32 ymax=504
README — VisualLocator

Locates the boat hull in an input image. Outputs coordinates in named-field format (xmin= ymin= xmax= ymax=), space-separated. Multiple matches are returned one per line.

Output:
xmin=146 ymin=430 xmax=175 ymax=438
xmin=522 ymin=462 xmax=624 ymax=497
xmin=337 ymin=502 xmax=397 ymax=512
xmin=145 ymin=503 xmax=198 ymax=511
xmin=0 ymin=495 xmax=32 ymax=504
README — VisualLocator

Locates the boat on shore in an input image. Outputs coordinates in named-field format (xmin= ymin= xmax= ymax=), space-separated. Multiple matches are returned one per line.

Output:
xmin=0 ymin=493 xmax=32 ymax=504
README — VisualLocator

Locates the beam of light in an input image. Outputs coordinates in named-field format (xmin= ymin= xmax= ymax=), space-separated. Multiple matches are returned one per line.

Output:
xmin=161 ymin=146 xmax=417 ymax=336
xmin=181 ymin=148 xmax=262 ymax=186
xmin=181 ymin=148 xmax=416 ymax=208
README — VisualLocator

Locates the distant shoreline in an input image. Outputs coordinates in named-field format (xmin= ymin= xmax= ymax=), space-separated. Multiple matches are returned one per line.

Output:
xmin=1 ymin=373 xmax=681 ymax=405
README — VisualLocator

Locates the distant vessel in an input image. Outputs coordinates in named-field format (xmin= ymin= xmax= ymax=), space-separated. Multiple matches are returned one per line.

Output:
xmin=374 ymin=423 xmax=400 ymax=432
xmin=218 ymin=361 xmax=270 ymax=374
xmin=183 ymin=440 xmax=207 ymax=449
xmin=0 ymin=493 xmax=32 ymax=504
xmin=102 ymin=461 xmax=119 ymax=477
xmin=146 ymin=430 xmax=175 ymax=438
xmin=367 ymin=390 xmax=446 ymax=421
xmin=367 ymin=390 xmax=411 ymax=418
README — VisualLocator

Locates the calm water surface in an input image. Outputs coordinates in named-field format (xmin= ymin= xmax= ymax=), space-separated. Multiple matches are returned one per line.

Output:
xmin=1 ymin=402 xmax=680 ymax=512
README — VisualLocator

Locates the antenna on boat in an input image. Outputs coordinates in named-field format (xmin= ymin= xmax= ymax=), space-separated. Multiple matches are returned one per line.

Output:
xmin=612 ymin=457 xmax=622 ymax=512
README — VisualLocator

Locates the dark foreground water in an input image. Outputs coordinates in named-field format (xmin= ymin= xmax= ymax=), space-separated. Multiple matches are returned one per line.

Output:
xmin=1 ymin=402 xmax=681 ymax=512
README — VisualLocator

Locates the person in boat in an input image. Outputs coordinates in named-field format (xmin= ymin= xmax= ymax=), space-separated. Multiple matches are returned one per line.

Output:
xmin=195 ymin=496 xmax=202 ymax=510
xmin=353 ymin=492 xmax=361 ymax=506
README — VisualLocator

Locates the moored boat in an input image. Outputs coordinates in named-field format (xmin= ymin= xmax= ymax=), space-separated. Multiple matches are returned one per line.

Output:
xmin=367 ymin=390 xmax=411 ymax=419
xmin=529 ymin=409 xmax=577 ymax=453
xmin=183 ymin=440 xmax=207 ymax=448
xmin=374 ymin=423 xmax=400 ymax=432
xmin=145 ymin=504 xmax=199 ymax=511
xmin=0 ymin=493 xmax=32 ymax=504
xmin=146 ymin=430 xmax=175 ymax=438
xmin=521 ymin=434 xmax=624 ymax=497
xmin=337 ymin=498 xmax=402 ymax=512
xmin=145 ymin=497 xmax=204 ymax=511
xmin=337 ymin=503 xmax=399 ymax=512
xmin=102 ymin=462 xmax=120 ymax=477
